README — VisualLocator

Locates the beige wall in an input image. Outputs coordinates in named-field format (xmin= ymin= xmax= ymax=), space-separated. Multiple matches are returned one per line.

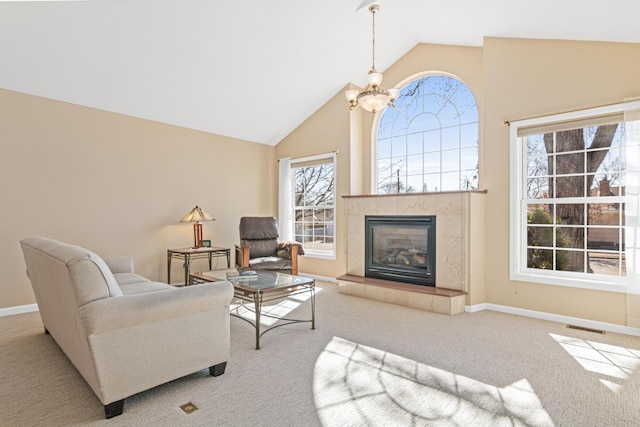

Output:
xmin=0 ymin=89 xmax=275 ymax=309
xmin=276 ymin=38 xmax=640 ymax=326
xmin=483 ymin=37 xmax=640 ymax=325
xmin=275 ymin=91 xmax=351 ymax=278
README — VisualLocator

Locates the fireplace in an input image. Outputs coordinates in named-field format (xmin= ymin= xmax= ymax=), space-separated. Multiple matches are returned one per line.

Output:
xmin=365 ymin=215 xmax=436 ymax=286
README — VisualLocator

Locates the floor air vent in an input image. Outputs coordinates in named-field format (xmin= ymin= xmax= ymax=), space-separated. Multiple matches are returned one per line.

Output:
xmin=566 ymin=324 xmax=605 ymax=334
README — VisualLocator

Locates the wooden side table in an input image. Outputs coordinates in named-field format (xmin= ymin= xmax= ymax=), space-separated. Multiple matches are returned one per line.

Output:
xmin=167 ymin=247 xmax=231 ymax=285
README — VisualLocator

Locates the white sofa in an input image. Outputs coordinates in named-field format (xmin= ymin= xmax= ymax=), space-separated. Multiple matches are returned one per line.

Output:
xmin=20 ymin=236 xmax=235 ymax=419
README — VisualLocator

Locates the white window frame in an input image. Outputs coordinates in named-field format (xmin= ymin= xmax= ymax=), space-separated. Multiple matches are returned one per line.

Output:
xmin=509 ymin=102 xmax=637 ymax=293
xmin=372 ymin=72 xmax=479 ymax=194
xmin=290 ymin=153 xmax=336 ymax=260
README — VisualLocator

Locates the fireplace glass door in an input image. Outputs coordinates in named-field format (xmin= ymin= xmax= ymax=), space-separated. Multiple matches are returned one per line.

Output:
xmin=365 ymin=215 xmax=436 ymax=286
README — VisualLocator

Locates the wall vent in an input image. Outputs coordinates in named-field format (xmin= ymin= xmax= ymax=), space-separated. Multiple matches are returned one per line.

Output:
xmin=566 ymin=324 xmax=605 ymax=334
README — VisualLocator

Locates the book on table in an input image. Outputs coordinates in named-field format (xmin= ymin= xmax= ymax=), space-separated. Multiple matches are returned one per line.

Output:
xmin=226 ymin=269 xmax=258 ymax=280
xmin=227 ymin=275 xmax=258 ymax=281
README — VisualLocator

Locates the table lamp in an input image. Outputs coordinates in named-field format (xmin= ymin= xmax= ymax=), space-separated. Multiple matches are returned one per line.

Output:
xmin=180 ymin=206 xmax=215 ymax=248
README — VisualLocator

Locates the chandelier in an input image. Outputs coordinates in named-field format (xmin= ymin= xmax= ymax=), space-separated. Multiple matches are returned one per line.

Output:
xmin=345 ymin=4 xmax=399 ymax=113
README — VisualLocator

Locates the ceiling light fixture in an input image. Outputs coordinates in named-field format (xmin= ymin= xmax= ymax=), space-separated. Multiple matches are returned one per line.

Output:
xmin=345 ymin=4 xmax=399 ymax=114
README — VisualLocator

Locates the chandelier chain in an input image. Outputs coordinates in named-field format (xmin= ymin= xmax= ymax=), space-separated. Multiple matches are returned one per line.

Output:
xmin=371 ymin=5 xmax=376 ymax=72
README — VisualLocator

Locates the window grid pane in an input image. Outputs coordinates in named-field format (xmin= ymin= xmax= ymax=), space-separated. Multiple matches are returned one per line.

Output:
xmin=293 ymin=161 xmax=335 ymax=256
xmin=376 ymin=75 xmax=478 ymax=194
xmin=524 ymin=123 xmax=626 ymax=277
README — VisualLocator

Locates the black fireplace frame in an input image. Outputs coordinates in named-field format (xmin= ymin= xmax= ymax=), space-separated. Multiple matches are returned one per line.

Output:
xmin=364 ymin=215 xmax=436 ymax=286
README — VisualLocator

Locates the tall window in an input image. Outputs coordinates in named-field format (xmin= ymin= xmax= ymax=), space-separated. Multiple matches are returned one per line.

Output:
xmin=375 ymin=74 xmax=478 ymax=193
xmin=510 ymin=102 xmax=640 ymax=291
xmin=291 ymin=154 xmax=336 ymax=259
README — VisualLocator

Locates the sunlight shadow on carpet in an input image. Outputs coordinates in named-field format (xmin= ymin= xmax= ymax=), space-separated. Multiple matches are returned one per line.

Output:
xmin=313 ymin=337 xmax=555 ymax=426
xmin=550 ymin=333 xmax=640 ymax=394
xmin=230 ymin=287 xmax=322 ymax=327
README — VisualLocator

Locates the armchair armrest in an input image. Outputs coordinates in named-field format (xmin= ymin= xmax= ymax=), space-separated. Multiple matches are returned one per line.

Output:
xmin=80 ymin=282 xmax=234 ymax=335
xmin=290 ymin=245 xmax=299 ymax=276
xmin=235 ymin=244 xmax=250 ymax=269
xmin=277 ymin=241 xmax=303 ymax=275
xmin=277 ymin=241 xmax=305 ymax=256
xmin=104 ymin=257 xmax=134 ymax=274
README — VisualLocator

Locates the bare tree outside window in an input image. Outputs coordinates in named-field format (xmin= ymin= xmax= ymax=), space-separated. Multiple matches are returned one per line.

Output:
xmin=525 ymin=123 xmax=626 ymax=276
xmin=293 ymin=162 xmax=335 ymax=255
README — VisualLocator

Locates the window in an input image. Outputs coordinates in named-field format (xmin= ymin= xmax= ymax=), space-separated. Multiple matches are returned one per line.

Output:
xmin=287 ymin=154 xmax=336 ymax=259
xmin=510 ymin=102 xmax=640 ymax=291
xmin=375 ymin=74 xmax=478 ymax=193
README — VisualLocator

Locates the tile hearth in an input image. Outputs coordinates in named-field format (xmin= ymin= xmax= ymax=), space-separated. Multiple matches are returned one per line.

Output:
xmin=337 ymin=274 xmax=466 ymax=315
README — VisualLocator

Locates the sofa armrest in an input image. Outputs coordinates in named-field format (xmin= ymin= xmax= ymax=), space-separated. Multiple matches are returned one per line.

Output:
xmin=104 ymin=257 xmax=134 ymax=274
xmin=80 ymin=281 xmax=234 ymax=335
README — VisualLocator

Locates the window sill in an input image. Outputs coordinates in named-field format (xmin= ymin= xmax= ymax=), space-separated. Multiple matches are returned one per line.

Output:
xmin=510 ymin=270 xmax=630 ymax=294
xmin=302 ymin=252 xmax=336 ymax=261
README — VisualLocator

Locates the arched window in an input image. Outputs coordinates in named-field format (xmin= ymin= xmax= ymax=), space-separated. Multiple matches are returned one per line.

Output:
xmin=375 ymin=74 xmax=478 ymax=193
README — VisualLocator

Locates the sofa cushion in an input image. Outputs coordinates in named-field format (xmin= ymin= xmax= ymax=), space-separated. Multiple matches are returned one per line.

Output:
xmin=104 ymin=257 xmax=134 ymax=275
xmin=248 ymin=256 xmax=292 ymax=271
xmin=119 ymin=281 xmax=173 ymax=295
xmin=113 ymin=272 xmax=151 ymax=286
xmin=67 ymin=254 xmax=122 ymax=305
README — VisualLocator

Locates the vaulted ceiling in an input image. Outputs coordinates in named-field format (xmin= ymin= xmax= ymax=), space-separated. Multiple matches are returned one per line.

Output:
xmin=1 ymin=0 xmax=639 ymax=145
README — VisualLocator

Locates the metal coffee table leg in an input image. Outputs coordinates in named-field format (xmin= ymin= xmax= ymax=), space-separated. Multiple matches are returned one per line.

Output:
xmin=311 ymin=282 xmax=316 ymax=330
xmin=254 ymin=291 xmax=262 ymax=349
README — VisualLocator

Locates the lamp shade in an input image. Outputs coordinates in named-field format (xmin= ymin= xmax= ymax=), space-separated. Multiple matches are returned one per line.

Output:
xmin=180 ymin=206 xmax=215 ymax=248
xmin=345 ymin=89 xmax=359 ymax=102
xmin=367 ymin=72 xmax=383 ymax=87
xmin=180 ymin=206 xmax=215 ymax=223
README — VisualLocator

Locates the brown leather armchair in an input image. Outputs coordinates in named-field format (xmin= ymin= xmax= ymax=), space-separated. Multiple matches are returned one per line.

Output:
xmin=235 ymin=217 xmax=304 ymax=275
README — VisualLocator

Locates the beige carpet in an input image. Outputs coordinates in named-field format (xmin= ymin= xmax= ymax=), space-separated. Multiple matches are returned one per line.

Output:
xmin=1 ymin=281 xmax=639 ymax=426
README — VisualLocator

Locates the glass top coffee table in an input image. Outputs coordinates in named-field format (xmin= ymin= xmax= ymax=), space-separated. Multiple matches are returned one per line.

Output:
xmin=190 ymin=269 xmax=315 ymax=349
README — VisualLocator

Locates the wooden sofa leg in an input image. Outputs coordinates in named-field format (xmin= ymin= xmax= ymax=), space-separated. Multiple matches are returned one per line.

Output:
xmin=210 ymin=362 xmax=227 ymax=377
xmin=104 ymin=399 xmax=124 ymax=419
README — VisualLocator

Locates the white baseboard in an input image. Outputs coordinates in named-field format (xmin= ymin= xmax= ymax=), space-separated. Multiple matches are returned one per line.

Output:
xmin=0 ymin=303 xmax=38 ymax=317
xmin=465 ymin=303 xmax=488 ymax=313
xmin=466 ymin=303 xmax=640 ymax=337
xmin=299 ymin=273 xmax=338 ymax=283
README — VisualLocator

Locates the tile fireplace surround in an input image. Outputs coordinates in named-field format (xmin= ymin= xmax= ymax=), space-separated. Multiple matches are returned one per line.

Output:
xmin=340 ymin=190 xmax=486 ymax=315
